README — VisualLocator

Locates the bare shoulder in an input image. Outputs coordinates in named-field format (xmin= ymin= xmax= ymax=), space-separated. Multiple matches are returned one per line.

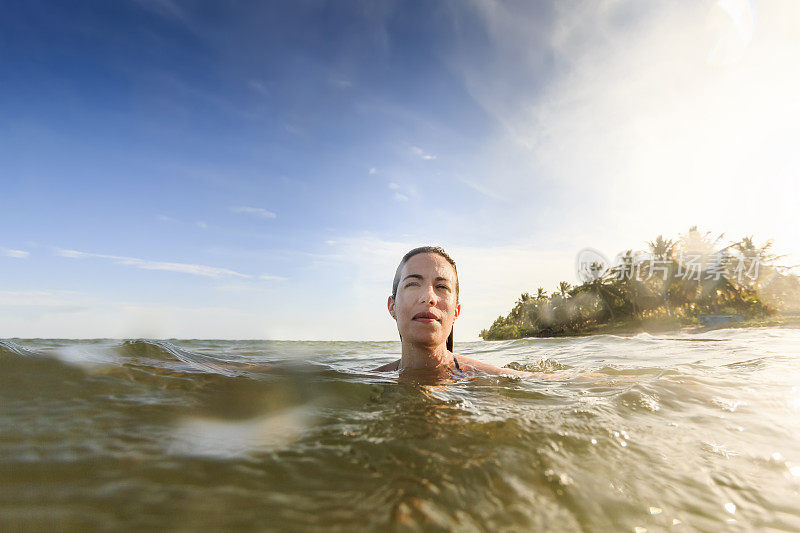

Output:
xmin=455 ymin=354 xmax=533 ymax=377
xmin=372 ymin=359 xmax=399 ymax=372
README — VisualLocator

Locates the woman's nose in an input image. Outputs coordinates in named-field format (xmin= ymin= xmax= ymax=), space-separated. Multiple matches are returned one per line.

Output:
xmin=419 ymin=284 xmax=437 ymax=304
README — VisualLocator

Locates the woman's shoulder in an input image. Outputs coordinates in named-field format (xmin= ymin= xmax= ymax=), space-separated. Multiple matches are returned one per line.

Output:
xmin=454 ymin=354 xmax=532 ymax=376
xmin=372 ymin=359 xmax=399 ymax=372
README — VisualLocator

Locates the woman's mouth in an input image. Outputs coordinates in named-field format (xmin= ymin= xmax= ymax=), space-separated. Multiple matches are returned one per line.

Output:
xmin=413 ymin=311 xmax=440 ymax=323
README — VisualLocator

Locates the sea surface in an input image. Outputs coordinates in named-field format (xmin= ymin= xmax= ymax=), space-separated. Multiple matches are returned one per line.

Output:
xmin=2 ymin=328 xmax=800 ymax=531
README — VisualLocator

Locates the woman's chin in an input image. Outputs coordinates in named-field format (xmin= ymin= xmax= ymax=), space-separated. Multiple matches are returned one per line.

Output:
xmin=404 ymin=333 xmax=445 ymax=347
xmin=409 ymin=337 xmax=447 ymax=348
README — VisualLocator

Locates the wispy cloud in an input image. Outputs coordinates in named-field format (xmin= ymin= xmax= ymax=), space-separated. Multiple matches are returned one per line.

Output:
xmin=455 ymin=175 xmax=511 ymax=203
xmin=0 ymin=289 xmax=81 ymax=307
xmin=259 ymin=273 xmax=288 ymax=281
xmin=2 ymin=248 xmax=30 ymax=259
xmin=388 ymin=181 xmax=415 ymax=202
xmin=368 ymin=167 xmax=377 ymax=175
xmin=56 ymin=249 xmax=251 ymax=279
xmin=410 ymin=146 xmax=437 ymax=160
xmin=283 ymin=122 xmax=303 ymax=136
xmin=447 ymin=0 xmax=800 ymax=261
xmin=132 ymin=0 xmax=187 ymax=21
xmin=0 ymin=297 xmax=276 ymax=339
xmin=248 ymin=79 xmax=271 ymax=97
xmin=196 ymin=221 xmax=209 ymax=230
xmin=328 ymin=75 xmax=353 ymax=89
xmin=231 ymin=206 xmax=277 ymax=219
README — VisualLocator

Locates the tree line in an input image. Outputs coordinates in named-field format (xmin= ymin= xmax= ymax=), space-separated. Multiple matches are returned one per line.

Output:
xmin=480 ymin=227 xmax=800 ymax=340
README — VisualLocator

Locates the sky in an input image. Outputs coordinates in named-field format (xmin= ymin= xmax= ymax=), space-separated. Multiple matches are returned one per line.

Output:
xmin=1 ymin=0 xmax=799 ymax=340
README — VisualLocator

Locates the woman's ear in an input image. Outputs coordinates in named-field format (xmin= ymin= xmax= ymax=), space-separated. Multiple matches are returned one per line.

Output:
xmin=387 ymin=295 xmax=397 ymax=319
xmin=454 ymin=303 xmax=461 ymax=319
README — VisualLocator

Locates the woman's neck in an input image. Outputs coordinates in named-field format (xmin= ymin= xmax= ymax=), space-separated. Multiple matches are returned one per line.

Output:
xmin=399 ymin=342 xmax=450 ymax=370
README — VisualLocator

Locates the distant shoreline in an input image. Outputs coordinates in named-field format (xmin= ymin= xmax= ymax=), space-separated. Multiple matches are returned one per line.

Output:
xmin=489 ymin=312 xmax=800 ymax=339
xmin=479 ymin=229 xmax=800 ymax=342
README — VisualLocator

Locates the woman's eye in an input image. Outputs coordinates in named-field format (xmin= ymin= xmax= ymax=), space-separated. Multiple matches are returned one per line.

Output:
xmin=437 ymin=285 xmax=450 ymax=290
xmin=405 ymin=282 xmax=419 ymax=287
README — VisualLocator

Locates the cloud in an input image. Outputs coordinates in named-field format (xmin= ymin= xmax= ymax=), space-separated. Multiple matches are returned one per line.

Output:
xmin=57 ymin=249 xmax=88 ymax=259
xmin=132 ymin=0 xmax=187 ymax=21
xmin=0 ymin=299 xmax=278 ymax=339
xmin=0 ymin=289 xmax=82 ymax=307
xmin=410 ymin=146 xmax=437 ymax=160
xmin=328 ymin=75 xmax=353 ymax=89
xmin=388 ymin=182 xmax=415 ymax=202
xmin=259 ymin=273 xmax=288 ymax=281
xmin=231 ymin=206 xmax=277 ymax=219
xmin=248 ymin=80 xmax=271 ymax=96
xmin=283 ymin=122 xmax=303 ymax=135
xmin=368 ymin=167 xmax=377 ymax=175
xmin=196 ymin=221 xmax=209 ymax=229
xmin=448 ymin=0 xmax=800 ymax=262
xmin=279 ymin=175 xmax=308 ymax=190
xmin=56 ymin=249 xmax=251 ymax=279
xmin=455 ymin=175 xmax=511 ymax=203
xmin=2 ymin=248 xmax=30 ymax=259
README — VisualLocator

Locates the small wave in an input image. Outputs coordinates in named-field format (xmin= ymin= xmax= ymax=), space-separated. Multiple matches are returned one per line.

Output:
xmin=596 ymin=365 xmax=665 ymax=377
xmin=724 ymin=356 xmax=773 ymax=370
xmin=654 ymin=337 xmax=729 ymax=342
xmin=114 ymin=339 xmax=184 ymax=360
xmin=0 ymin=339 xmax=42 ymax=358
xmin=505 ymin=358 xmax=569 ymax=373
xmin=114 ymin=339 xmax=246 ymax=377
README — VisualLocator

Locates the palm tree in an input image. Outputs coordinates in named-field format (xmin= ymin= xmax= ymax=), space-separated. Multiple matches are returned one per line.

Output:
xmin=536 ymin=287 xmax=547 ymax=300
xmin=647 ymin=235 xmax=677 ymax=315
xmin=730 ymin=235 xmax=782 ymax=290
xmin=572 ymin=270 xmax=623 ymax=323
xmin=647 ymin=235 xmax=676 ymax=261
xmin=669 ymin=226 xmax=726 ymax=315
xmin=677 ymin=226 xmax=725 ymax=257
xmin=607 ymin=249 xmax=653 ymax=319
xmin=558 ymin=281 xmax=571 ymax=298
xmin=509 ymin=292 xmax=533 ymax=321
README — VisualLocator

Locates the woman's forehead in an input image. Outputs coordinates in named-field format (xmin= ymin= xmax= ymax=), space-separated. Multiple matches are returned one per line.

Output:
xmin=402 ymin=253 xmax=456 ymax=280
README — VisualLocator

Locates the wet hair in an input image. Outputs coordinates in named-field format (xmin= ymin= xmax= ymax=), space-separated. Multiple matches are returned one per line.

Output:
xmin=390 ymin=246 xmax=458 ymax=352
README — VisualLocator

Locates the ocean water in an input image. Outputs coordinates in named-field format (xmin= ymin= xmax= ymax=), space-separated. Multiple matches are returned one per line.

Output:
xmin=2 ymin=328 xmax=800 ymax=531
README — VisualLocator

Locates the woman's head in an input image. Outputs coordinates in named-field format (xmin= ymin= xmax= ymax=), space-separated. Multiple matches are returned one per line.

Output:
xmin=388 ymin=246 xmax=460 ymax=351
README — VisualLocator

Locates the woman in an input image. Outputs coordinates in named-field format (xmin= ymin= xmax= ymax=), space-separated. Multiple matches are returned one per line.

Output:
xmin=373 ymin=246 xmax=531 ymax=377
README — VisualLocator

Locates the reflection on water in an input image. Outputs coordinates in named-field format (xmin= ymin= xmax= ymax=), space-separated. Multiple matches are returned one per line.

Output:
xmin=1 ymin=329 xmax=800 ymax=530
xmin=170 ymin=406 xmax=318 ymax=459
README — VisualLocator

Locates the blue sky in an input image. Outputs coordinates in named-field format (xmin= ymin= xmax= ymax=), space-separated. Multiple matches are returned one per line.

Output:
xmin=2 ymin=0 xmax=799 ymax=340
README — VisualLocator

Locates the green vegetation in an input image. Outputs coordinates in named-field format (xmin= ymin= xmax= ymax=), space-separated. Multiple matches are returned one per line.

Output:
xmin=480 ymin=227 xmax=800 ymax=340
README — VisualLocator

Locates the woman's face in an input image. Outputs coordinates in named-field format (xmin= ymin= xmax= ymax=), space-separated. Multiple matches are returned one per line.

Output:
xmin=388 ymin=253 xmax=460 ymax=349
